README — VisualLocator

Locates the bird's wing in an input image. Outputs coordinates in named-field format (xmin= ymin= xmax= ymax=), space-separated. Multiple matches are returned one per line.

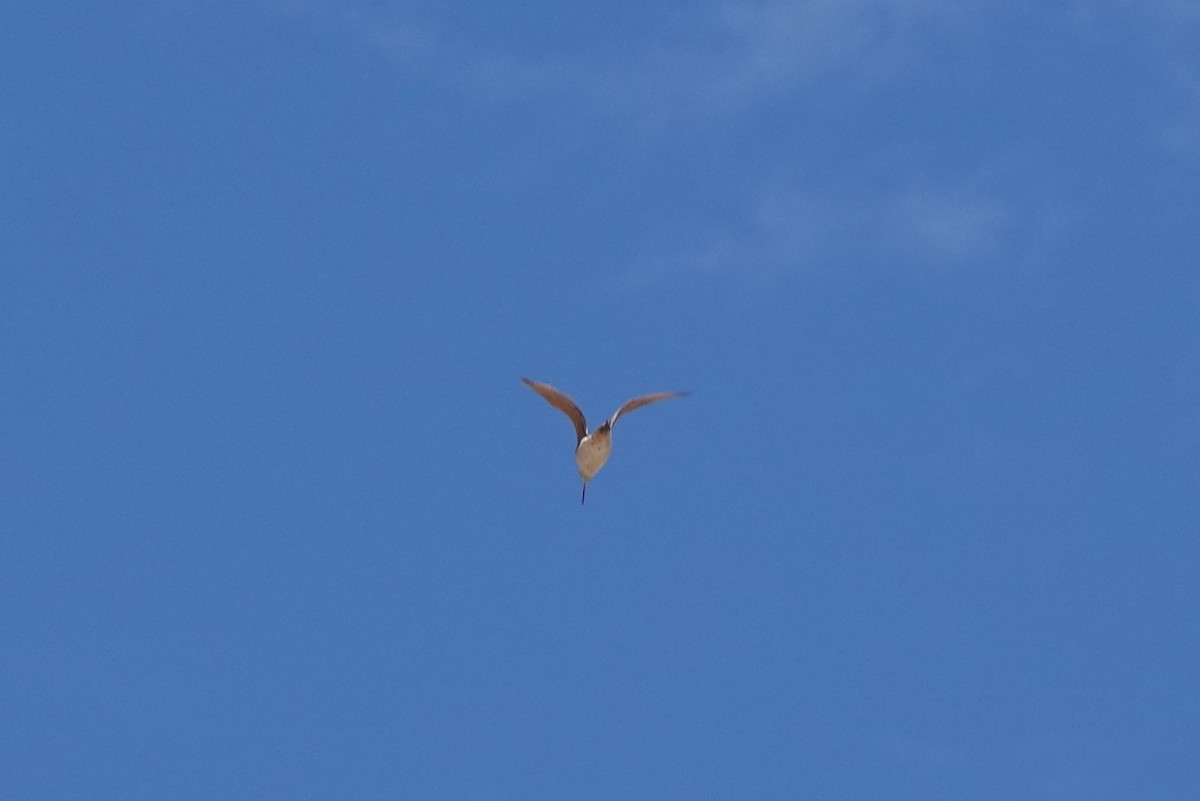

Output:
xmin=521 ymin=378 xmax=587 ymax=444
xmin=609 ymin=391 xmax=688 ymax=428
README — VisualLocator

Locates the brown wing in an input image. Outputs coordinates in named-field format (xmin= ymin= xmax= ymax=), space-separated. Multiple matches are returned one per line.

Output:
xmin=609 ymin=390 xmax=689 ymax=428
xmin=521 ymin=377 xmax=587 ymax=444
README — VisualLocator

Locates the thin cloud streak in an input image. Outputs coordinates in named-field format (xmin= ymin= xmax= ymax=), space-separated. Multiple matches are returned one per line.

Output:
xmin=585 ymin=0 xmax=983 ymax=119
xmin=337 ymin=7 xmax=575 ymax=103
xmin=1072 ymin=0 xmax=1200 ymax=163
xmin=292 ymin=1 xmax=1200 ymax=156
xmin=623 ymin=161 xmax=1066 ymax=291
xmin=309 ymin=0 xmax=982 ymax=116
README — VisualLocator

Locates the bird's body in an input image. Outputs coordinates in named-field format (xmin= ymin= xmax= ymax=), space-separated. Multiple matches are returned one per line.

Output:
xmin=520 ymin=378 xmax=686 ymax=503
xmin=574 ymin=424 xmax=613 ymax=481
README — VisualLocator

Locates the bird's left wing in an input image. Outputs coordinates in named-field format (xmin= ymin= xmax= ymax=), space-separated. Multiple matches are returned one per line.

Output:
xmin=521 ymin=377 xmax=588 ymax=444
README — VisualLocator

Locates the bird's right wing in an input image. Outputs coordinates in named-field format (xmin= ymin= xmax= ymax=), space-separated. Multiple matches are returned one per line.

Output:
xmin=521 ymin=378 xmax=588 ymax=444
xmin=610 ymin=391 xmax=688 ymax=428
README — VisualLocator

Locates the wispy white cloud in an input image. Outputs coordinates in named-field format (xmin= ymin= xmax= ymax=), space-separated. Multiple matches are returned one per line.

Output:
xmin=291 ymin=0 xmax=982 ymax=116
xmin=591 ymin=0 xmax=983 ymax=118
xmin=335 ymin=6 xmax=576 ymax=104
xmin=301 ymin=0 xmax=1200 ymax=162
xmin=1071 ymin=0 xmax=1200 ymax=163
xmin=622 ymin=157 xmax=1066 ymax=291
xmin=697 ymin=0 xmax=979 ymax=98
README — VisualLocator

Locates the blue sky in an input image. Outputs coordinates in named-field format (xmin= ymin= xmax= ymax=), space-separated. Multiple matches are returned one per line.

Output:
xmin=4 ymin=1 xmax=1199 ymax=798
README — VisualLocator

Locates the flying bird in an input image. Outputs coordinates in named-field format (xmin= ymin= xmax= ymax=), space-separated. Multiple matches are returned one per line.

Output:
xmin=521 ymin=377 xmax=688 ymax=503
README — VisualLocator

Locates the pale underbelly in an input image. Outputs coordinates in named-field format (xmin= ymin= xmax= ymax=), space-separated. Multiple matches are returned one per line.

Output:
xmin=575 ymin=435 xmax=612 ymax=480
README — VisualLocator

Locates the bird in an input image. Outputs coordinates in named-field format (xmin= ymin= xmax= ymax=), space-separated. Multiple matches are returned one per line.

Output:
xmin=521 ymin=377 xmax=688 ymax=503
